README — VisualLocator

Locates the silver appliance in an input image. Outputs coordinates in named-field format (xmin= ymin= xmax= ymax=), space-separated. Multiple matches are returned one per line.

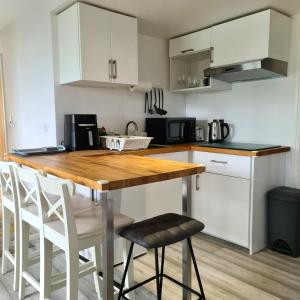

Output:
xmin=195 ymin=127 xmax=205 ymax=141
xmin=204 ymin=58 xmax=288 ymax=83
xmin=208 ymin=119 xmax=230 ymax=143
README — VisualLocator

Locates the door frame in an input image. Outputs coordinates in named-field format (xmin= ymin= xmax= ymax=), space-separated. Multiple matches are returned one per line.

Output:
xmin=0 ymin=54 xmax=7 ymax=158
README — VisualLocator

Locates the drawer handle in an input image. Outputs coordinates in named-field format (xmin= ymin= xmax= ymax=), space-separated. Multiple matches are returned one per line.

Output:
xmin=181 ymin=48 xmax=194 ymax=54
xmin=196 ymin=175 xmax=200 ymax=191
xmin=210 ymin=159 xmax=228 ymax=165
xmin=108 ymin=59 xmax=113 ymax=79
xmin=210 ymin=46 xmax=214 ymax=63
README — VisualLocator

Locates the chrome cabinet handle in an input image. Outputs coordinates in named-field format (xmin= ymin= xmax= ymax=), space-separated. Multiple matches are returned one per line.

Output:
xmin=210 ymin=159 xmax=228 ymax=164
xmin=181 ymin=48 xmax=194 ymax=54
xmin=210 ymin=47 xmax=214 ymax=63
xmin=108 ymin=59 xmax=113 ymax=79
xmin=112 ymin=60 xmax=117 ymax=79
xmin=196 ymin=175 xmax=200 ymax=191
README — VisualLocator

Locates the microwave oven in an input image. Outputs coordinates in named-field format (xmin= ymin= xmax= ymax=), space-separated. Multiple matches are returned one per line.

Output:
xmin=146 ymin=118 xmax=196 ymax=144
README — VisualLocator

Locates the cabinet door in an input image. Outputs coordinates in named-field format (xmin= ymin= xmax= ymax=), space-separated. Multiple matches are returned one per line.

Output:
xmin=210 ymin=10 xmax=270 ymax=67
xmin=192 ymin=173 xmax=250 ymax=248
xmin=169 ymin=29 xmax=211 ymax=58
xmin=79 ymin=3 xmax=111 ymax=83
xmin=145 ymin=152 xmax=189 ymax=218
xmin=57 ymin=3 xmax=82 ymax=84
xmin=110 ymin=13 xmax=138 ymax=85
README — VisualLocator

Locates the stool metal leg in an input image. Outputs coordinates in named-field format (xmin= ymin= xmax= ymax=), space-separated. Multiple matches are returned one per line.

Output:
xmin=187 ymin=238 xmax=205 ymax=300
xmin=155 ymin=248 xmax=161 ymax=300
xmin=159 ymin=247 xmax=165 ymax=297
xmin=118 ymin=242 xmax=134 ymax=300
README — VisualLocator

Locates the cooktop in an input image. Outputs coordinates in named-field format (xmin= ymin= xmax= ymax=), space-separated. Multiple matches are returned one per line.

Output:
xmin=196 ymin=142 xmax=281 ymax=151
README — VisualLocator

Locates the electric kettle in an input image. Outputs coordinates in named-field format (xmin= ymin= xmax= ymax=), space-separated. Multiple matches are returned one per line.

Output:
xmin=208 ymin=119 xmax=230 ymax=143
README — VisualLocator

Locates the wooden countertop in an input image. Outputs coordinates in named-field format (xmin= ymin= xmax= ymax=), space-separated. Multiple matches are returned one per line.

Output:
xmin=70 ymin=145 xmax=291 ymax=157
xmin=6 ymin=153 xmax=205 ymax=191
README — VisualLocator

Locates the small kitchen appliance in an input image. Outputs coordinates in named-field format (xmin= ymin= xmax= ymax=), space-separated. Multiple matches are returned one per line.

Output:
xmin=146 ymin=117 xmax=196 ymax=144
xmin=64 ymin=114 xmax=99 ymax=151
xmin=208 ymin=119 xmax=230 ymax=143
xmin=195 ymin=126 xmax=205 ymax=141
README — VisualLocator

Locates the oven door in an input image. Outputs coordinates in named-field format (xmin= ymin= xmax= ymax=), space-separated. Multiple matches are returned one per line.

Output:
xmin=167 ymin=120 xmax=195 ymax=144
xmin=167 ymin=121 xmax=186 ymax=143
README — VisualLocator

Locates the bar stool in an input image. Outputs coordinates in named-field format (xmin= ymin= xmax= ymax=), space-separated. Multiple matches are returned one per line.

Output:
xmin=0 ymin=161 xmax=20 ymax=291
xmin=37 ymin=173 xmax=134 ymax=300
xmin=118 ymin=213 xmax=206 ymax=300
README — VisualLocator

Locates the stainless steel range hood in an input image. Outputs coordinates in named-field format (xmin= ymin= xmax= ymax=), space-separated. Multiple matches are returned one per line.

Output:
xmin=204 ymin=58 xmax=288 ymax=83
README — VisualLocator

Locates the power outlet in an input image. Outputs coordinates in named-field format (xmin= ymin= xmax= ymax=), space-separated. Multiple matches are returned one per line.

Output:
xmin=8 ymin=115 xmax=16 ymax=128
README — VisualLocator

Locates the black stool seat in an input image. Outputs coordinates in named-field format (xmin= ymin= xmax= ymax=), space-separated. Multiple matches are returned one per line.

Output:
xmin=119 ymin=213 xmax=205 ymax=249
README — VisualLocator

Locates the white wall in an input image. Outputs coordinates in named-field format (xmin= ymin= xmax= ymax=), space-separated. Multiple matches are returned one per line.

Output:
xmin=186 ymin=77 xmax=296 ymax=145
xmin=53 ymin=34 xmax=186 ymax=144
xmin=0 ymin=1 xmax=60 ymax=150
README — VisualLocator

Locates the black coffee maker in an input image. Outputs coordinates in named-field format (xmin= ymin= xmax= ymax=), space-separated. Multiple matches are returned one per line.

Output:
xmin=64 ymin=114 xmax=99 ymax=151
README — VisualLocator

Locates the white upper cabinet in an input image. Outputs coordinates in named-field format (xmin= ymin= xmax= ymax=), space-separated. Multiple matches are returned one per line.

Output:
xmin=169 ymin=29 xmax=211 ymax=58
xmin=57 ymin=3 xmax=138 ymax=87
xmin=210 ymin=9 xmax=290 ymax=68
xmin=110 ymin=13 xmax=138 ymax=85
xmin=79 ymin=4 xmax=111 ymax=84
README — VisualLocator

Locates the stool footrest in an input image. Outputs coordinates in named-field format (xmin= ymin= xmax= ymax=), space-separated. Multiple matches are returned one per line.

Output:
xmin=120 ymin=273 xmax=204 ymax=299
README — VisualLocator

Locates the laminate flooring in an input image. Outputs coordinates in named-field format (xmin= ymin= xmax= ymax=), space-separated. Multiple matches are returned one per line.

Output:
xmin=0 ymin=234 xmax=300 ymax=299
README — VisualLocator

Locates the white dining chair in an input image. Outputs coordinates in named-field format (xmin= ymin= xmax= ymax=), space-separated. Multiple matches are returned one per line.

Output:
xmin=14 ymin=165 xmax=102 ymax=299
xmin=37 ymin=173 xmax=134 ymax=300
xmin=0 ymin=161 xmax=20 ymax=291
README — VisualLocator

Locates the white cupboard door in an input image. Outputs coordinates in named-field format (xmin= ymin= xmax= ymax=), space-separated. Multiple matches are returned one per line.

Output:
xmin=110 ymin=13 xmax=138 ymax=85
xmin=192 ymin=173 xmax=250 ymax=248
xmin=210 ymin=10 xmax=270 ymax=67
xmin=145 ymin=179 xmax=182 ymax=218
xmin=57 ymin=3 xmax=81 ymax=84
xmin=145 ymin=152 xmax=189 ymax=218
xmin=169 ymin=28 xmax=211 ymax=58
xmin=79 ymin=3 xmax=111 ymax=83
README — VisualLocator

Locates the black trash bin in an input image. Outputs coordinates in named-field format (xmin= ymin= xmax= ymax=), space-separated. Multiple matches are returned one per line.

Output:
xmin=267 ymin=186 xmax=300 ymax=257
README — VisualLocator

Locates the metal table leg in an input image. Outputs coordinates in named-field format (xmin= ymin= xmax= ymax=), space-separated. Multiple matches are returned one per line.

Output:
xmin=101 ymin=189 xmax=115 ymax=300
xmin=182 ymin=176 xmax=192 ymax=300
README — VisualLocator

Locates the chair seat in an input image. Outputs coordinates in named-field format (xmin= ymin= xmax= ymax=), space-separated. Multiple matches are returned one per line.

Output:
xmin=45 ymin=205 xmax=134 ymax=240
xmin=119 ymin=213 xmax=205 ymax=249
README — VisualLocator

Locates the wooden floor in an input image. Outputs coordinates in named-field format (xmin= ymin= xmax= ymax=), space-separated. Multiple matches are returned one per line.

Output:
xmin=0 ymin=234 xmax=300 ymax=299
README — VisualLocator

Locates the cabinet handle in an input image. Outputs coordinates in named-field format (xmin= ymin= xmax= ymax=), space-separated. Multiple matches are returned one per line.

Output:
xmin=196 ymin=175 xmax=200 ymax=191
xmin=210 ymin=159 xmax=228 ymax=164
xmin=112 ymin=60 xmax=117 ymax=79
xmin=108 ymin=59 xmax=113 ymax=79
xmin=181 ymin=48 xmax=194 ymax=54
xmin=210 ymin=47 xmax=214 ymax=63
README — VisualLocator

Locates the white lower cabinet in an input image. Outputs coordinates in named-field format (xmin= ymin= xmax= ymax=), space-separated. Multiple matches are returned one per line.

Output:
xmin=145 ymin=152 xmax=189 ymax=218
xmin=192 ymin=172 xmax=250 ymax=248
xmin=192 ymin=151 xmax=251 ymax=248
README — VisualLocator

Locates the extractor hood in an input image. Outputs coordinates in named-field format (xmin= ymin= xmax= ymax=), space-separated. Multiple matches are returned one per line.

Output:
xmin=204 ymin=58 xmax=288 ymax=83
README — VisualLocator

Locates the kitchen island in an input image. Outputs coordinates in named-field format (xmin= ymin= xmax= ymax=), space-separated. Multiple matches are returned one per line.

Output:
xmin=7 ymin=152 xmax=205 ymax=300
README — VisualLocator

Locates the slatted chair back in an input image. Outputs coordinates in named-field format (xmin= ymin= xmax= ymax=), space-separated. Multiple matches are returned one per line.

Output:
xmin=37 ymin=174 xmax=77 ymax=242
xmin=0 ymin=161 xmax=18 ymax=205
xmin=14 ymin=165 xmax=43 ymax=218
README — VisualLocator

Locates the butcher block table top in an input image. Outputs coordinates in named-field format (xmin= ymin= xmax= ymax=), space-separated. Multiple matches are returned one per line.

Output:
xmin=68 ymin=145 xmax=290 ymax=157
xmin=6 ymin=153 xmax=205 ymax=191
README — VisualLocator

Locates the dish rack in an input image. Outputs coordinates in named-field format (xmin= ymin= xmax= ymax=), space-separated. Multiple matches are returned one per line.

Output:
xmin=101 ymin=136 xmax=153 ymax=151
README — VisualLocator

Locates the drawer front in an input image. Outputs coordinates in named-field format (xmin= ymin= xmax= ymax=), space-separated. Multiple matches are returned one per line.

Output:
xmin=193 ymin=151 xmax=251 ymax=179
xmin=169 ymin=28 xmax=211 ymax=58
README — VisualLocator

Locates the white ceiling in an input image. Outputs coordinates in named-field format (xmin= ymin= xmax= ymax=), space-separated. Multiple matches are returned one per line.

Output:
xmin=1 ymin=0 xmax=300 ymax=38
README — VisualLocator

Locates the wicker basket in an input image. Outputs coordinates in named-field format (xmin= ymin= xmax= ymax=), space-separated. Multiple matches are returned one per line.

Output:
xmin=101 ymin=136 xmax=153 ymax=151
